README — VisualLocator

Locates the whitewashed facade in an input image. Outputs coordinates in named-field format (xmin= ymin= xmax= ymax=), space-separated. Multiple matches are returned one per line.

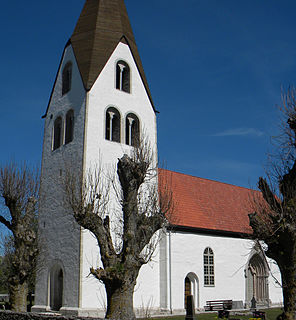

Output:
xmin=158 ymin=232 xmax=282 ymax=314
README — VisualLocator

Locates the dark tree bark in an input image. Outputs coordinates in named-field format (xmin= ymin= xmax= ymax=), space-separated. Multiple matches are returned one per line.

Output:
xmin=102 ymin=267 xmax=140 ymax=319
xmin=0 ymin=163 xmax=39 ymax=312
xmin=249 ymin=88 xmax=296 ymax=320
xmin=65 ymin=146 xmax=171 ymax=319
xmin=9 ymin=282 xmax=28 ymax=312
xmin=249 ymin=177 xmax=296 ymax=320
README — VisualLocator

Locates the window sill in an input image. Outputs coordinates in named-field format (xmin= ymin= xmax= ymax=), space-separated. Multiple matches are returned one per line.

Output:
xmin=51 ymin=140 xmax=74 ymax=153
xmin=115 ymin=88 xmax=131 ymax=95
xmin=104 ymin=139 xmax=134 ymax=148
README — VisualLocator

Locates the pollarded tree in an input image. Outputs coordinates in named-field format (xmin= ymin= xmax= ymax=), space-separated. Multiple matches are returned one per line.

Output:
xmin=249 ymin=88 xmax=296 ymax=320
xmin=0 ymin=255 xmax=7 ymax=294
xmin=64 ymin=141 xmax=172 ymax=320
xmin=0 ymin=163 xmax=39 ymax=312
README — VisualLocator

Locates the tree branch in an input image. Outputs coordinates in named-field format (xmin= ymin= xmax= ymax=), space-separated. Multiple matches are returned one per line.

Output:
xmin=258 ymin=177 xmax=281 ymax=213
xmin=280 ymin=162 xmax=296 ymax=202
xmin=73 ymin=208 xmax=117 ymax=267
xmin=136 ymin=220 xmax=163 ymax=259
xmin=0 ymin=215 xmax=12 ymax=230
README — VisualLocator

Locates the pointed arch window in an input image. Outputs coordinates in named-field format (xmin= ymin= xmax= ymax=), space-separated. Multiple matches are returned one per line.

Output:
xmin=62 ymin=62 xmax=72 ymax=95
xmin=116 ymin=60 xmax=130 ymax=93
xmin=53 ymin=117 xmax=63 ymax=151
xmin=65 ymin=110 xmax=74 ymax=144
xmin=204 ymin=247 xmax=214 ymax=286
xmin=105 ymin=107 xmax=121 ymax=143
xmin=125 ymin=113 xmax=140 ymax=146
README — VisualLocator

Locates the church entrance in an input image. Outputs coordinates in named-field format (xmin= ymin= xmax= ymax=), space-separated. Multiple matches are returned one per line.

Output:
xmin=246 ymin=254 xmax=269 ymax=307
xmin=49 ymin=265 xmax=64 ymax=311
xmin=184 ymin=277 xmax=191 ymax=309
xmin=184 ymin=273 xmax=199 ymax=310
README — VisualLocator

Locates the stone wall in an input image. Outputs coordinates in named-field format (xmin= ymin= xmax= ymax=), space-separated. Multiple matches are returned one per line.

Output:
xmin=0 ymin=311 xmax=103 ymax=320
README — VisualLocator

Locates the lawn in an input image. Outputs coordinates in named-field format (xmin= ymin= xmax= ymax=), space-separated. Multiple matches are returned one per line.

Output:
xmin=149 ymin=308 xmax=283 ymax=320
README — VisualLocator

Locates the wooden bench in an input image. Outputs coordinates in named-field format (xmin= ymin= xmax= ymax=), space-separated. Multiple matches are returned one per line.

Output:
xmin=204 ymin=300 xmax=233 ymax=311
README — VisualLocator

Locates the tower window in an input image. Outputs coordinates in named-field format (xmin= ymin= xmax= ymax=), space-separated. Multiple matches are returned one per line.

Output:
xmin=62 ymin=62 xmax=72 ymax=95
xmin=204 ymin=247 xmax=214 ymax=286
xmin=105 ymin=107 xmax=121 ymax=143
xmin=116 ymin=60 xmax=130 ymax=93
xmin=125 ymin=113 xmax=140 ymax=146
xmin=65 ymin=109 xmax=74 ymax=144
xmin=53 ymin=117 xmax=63 ymax=151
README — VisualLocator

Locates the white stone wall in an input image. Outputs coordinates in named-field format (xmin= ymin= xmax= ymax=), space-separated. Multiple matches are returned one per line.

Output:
xmin=84 ymin=41 xmax=157 ymax=167
xmin=35 ymin=40 xmax=159 ymax=316
xmin=34 ymin=44 xmax=86 ymax=313
xmin=79 ymin=41 xmax=158 ymax=313
xmin=159 ymin=231 xmax=283 ymax=313
xmin=267 ymin=257 xmax=283 ymax=305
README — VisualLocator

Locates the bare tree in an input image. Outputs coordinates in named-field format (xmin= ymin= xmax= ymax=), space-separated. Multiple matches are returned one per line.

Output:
xmin=64 ymin=140 xmax=172 ymax=320
xmin=0 ymin=255 xmax=7 ymax=294
xmin=0 ymin=163 xmax=39 ymax=312
xmin=249 ymin=87 xmax=296 ymax=320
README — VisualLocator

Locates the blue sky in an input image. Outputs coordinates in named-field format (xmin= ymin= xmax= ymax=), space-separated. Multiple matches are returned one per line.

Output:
xmin=1 ymin=0 xmax=296 ymax=192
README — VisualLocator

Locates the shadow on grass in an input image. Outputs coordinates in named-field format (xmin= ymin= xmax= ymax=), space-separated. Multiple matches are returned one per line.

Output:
xmin=149 ymin=307 xmax=283 ymax=320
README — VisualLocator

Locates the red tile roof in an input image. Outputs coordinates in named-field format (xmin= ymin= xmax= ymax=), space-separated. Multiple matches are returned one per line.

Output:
xmin=159 ymin=169 xmax=260 ymax=236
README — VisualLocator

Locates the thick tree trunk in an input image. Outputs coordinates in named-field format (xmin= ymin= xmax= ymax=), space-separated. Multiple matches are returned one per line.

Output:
xmin=277 ymin=264 xmax=296 ymax=320
xmin=9 ymin=282 xmax=28 ymax=312
xmin=281 ymin=276 xmax=296 ymax=320
xmin=103 ymin=267 xmax=140 ymax=320
xmin=105 ymin=282 xmax=136 ymax=320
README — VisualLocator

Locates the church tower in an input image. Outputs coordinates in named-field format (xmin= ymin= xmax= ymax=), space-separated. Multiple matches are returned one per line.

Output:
xmin=33 ymin=0 xmax=158 ymax=316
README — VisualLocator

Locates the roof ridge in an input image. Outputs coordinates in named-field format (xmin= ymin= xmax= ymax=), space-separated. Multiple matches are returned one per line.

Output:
xmin=117 ymin=0 xmax=125 ymax=41
xmin=159 ymin=168 xmax=257 ymax=192
xmin=87 ymin=0 xmax=106 ymax=83
xmin=85 ymin=35 xmax=97 ymax=90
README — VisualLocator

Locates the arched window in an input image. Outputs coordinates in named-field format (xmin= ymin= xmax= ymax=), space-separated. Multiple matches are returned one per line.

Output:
xmin=62 ymin=62 xmax=72 ymax=95
xmin=125 ymin=113 xmax=139 ymax=146
xmin=53 ymin=117 xmax=63 ymax=151
xmin=204 ymin=247 xmax=214 ymax=286
xmin=116 ymin=60 xmax=130 ymax=93
xmin=105 ymin=107 xmax=121 ymax=143
xmin=65 ymin=109 xmax=74 ymax=144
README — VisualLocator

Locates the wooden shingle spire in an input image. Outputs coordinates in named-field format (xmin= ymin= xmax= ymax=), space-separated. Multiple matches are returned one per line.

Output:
xmin=71 ymin=0 xmax=154 ymax=108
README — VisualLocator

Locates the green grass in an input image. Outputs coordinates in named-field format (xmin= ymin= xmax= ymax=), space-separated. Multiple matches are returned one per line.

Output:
xmin=149 ymin=308 xmax=283 ymax=320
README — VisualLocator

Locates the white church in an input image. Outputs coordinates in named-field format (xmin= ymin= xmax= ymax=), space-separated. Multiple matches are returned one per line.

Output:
xmin=32 ymin=0 xmax=283 ymax=317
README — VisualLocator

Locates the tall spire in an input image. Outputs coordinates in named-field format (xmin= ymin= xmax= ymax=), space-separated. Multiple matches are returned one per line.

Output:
xmin=71 ymin=0 xmax=153 ymax=107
